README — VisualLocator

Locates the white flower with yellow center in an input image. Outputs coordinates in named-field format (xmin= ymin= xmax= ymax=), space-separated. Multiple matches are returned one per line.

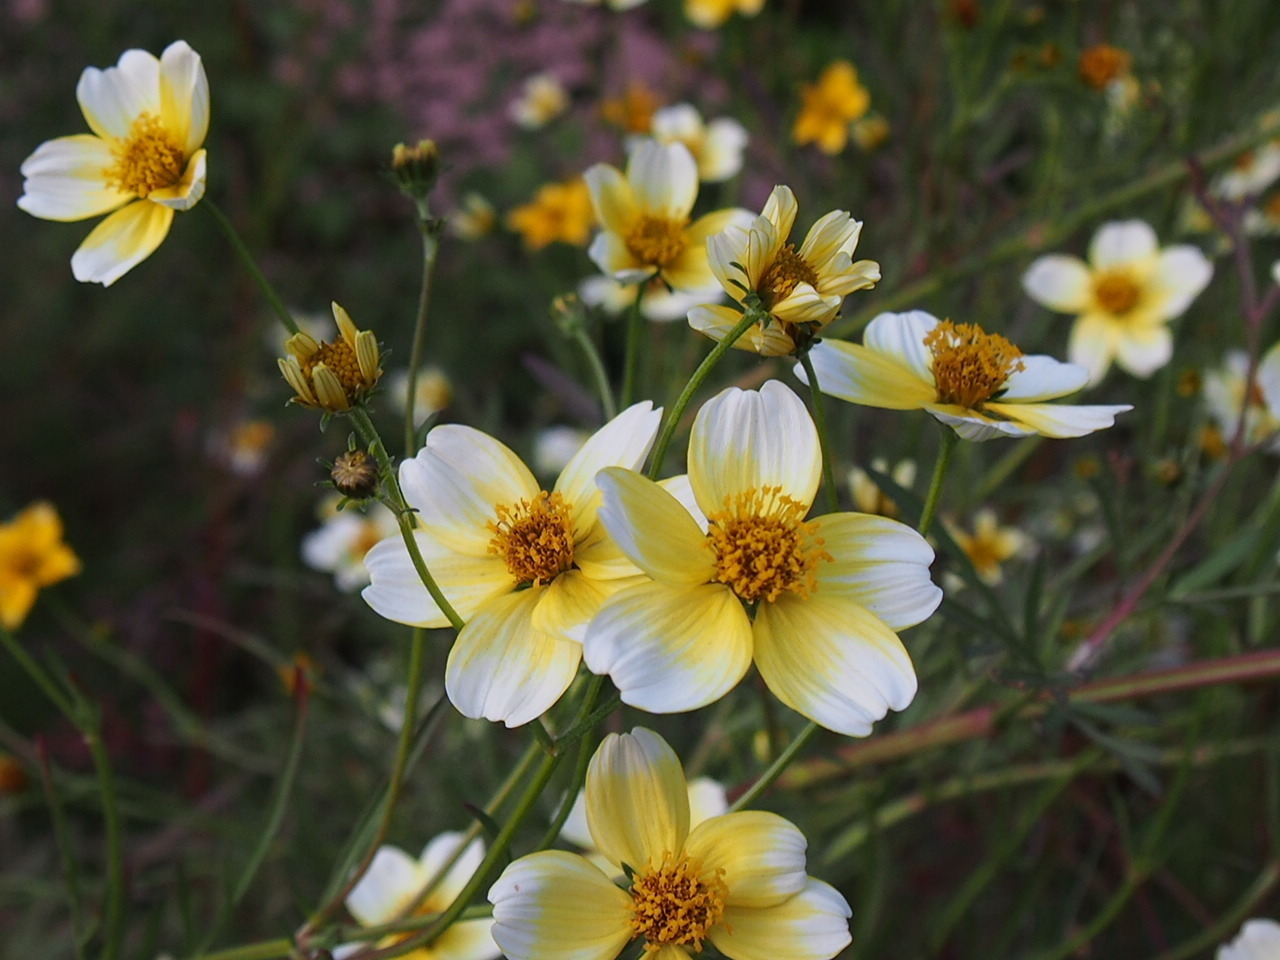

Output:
xmin=797 ymin=310 xmax=1132 ymax=442
xmin=578 ymin=274 xmax=719 ymax=323
xmin=1202 ymin=345 xmax=1280 ymax=453
xmin=302 ymin=496 xmax=400 ymax=592
xmin=582 ymin=382 xmax=941 ymax=736
xmin=510 ymin=73 xmax=570 ymax=130
xmin=584 ymin=140 xmax=751 ymax=292
xmin=18 ymin=41 xmax=208 ymax=287
xmin=334 ymin=834 xmax=498 ymax=960
xmin=1022 ymin=220 xmax=1213 ymax=384
xmin=362 ymin=402 xmax=661 ymax=727
xmin=946 ymin=508 xmax=1028 ymax=586
xmin=489 ymin=728 xmax=851 ymax=960
xmin=1217 ymin=918 xmax=1280 ymax=960
xmin=690 ymin=185 xmax=880 ymax=356
xmin=636 ymin=104 xmax=748 ymax=183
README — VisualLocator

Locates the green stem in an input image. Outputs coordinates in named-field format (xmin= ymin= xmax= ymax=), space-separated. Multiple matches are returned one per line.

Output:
xmin=0 ymin=624 xmax=77 ymax=717
xmin=85 ymin=728 xmax=126 ymax=960
xmin=729 ymin=721 xmax=819 ymax=812
xmin=404 ymin=221 xmax=442 ymax=457
xmin=647 ymin=308 xmax=762 ymax=480
xmin=349 ymin=406 xmax=464 ymax=631
xmin=620 ymin=281 xmax=648 ymax=408
xmin=35 ymin=741 xmax=88 ymax=960
xmin=572 ymin=326 xmax=618 ymax=421
xmin=798 ymin=351 xmax=840 ymax=514
xmin=918 ymin=426 xmax=958 ymax=537
xmin=1148 ymin=860 xmax=1280 ymax=960
xmin=203 ymin=200 xmax=298 ymax=335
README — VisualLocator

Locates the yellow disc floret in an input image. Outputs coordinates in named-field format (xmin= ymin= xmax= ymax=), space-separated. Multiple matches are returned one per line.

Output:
xmin=629 ymin=852 xmax=727 ymax=953
xmin=625 ymin=216 xmax=688 ymax=269
xmin=1092 ymin=270 xmax=1142 ymax=316
xmin=303 ymin=339 xmax=365 ymax=396
xmin=759 ymin=244 xmax=820 ymax=309
xmin=706 ymin=486 xmax=832 ymax=604
xmin=105 ymin=112 xmax=185 ymax=198
xmin=924 ymin=321 xmax=1026 ymax=409
xmin=487 ymin=491 xmax=576 ymax=586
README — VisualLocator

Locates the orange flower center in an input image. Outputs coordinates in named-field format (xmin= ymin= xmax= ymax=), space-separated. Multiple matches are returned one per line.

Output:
xmin=759 ymin=244 xmax=820 ymax=309
xmin=705 ymin=486 xmax=831 ymax=604
xmin=1078 ymin=44 xmax=1131 ymax=91
xmin=629 ymin=852 xmax=727 ymax=953
xmin=105 ymin=112 xmax=186 ymax=198
xmin=625 ymin=216 xmax=688 ymax=269
xmin=487 ymin=491 xmax=575 ymax=586
xmin=924 ymin=321 xmax=1025 ymax=408
xmin=303 ymin=340 xmax=365 ymax=394
xmin=1092 ymin=271 xmax=1142 ymax=316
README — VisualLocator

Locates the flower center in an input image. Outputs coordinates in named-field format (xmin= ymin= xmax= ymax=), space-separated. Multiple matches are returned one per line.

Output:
xmin=625 ymin=216 xmax=688 ymax=269
xmin=924 ymin=321 xmax=1025 ymax=409
xmin=629 ymin=852 xmax=727 ymax=953
xmin=705 ymin=486 xmax=831 ymax=604
xmin=759 ymin=244 xmax=820 ymax=309
xmin=105 ymin=112 xmax=186 ymax=198
xmin=1092 ymin=271 xmax=1142 ymax=316
xmin=303 ymin=340 xmax=365 ymax=394
xmin=487 ymin=491 xmax=575 ymax=586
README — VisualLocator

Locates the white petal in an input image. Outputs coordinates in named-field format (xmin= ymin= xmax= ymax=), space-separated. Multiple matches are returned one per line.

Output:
xmin=699 ymin=118 xmax=748 ymax=181
xmin=436 ymin=918 xmax=502 ymax=960
xmin=627 ymin=140 xmax=698 ymax=220
xmin=445 ymin=589 xmax=581 ymax=727
xmin=1021 ymin=255 xmax=1092 ymax=313
xmin=159 ymin=40 xmax=209 ymax=155
xmin=419 ymin=832 xmax=487 ymax=906
xmin=554 ymin=401 xmax=661 ymax=537
xmin=861 ymin=310 xmax=939 ymax=381
xmin=814 ymin=513 xmax=941 ymax=631
xmin=1068 ymin=314 xmax=1121 ymax=385
xmin=925 ymin=406 xmax=1037 ymax=441
xmin=710 ymin=879 xmax=852 ymax=960
xmin=688 ymin=304 xmax=797 ymax=356
xmin=686 ymin=777 xmax=728 ymax=825
xmin=586 ymin=728 xmax=690 ymax=872
xmin=1113 ymin=323 xmax=1173 ymax=378
xmin=596 ymin=468 xmax=713 ymax=585
xmin=689 ymin=382 xmax=821 ymax=517
xmin=799 ymin=339 xmax=937 ymax=410
xmin=70 ymin=200 xmax=174 ymax=286
xmin=1147 ymin=245 xmax=1213 ymax=319
xmin=148 ymin=148 xmax=206 ymax=211
xmin=589 ymin=231 xmax=650 ymax=283
xmin=753 ymin=594 xmax=917 ymax=736
xmin=583 ymin=582 xmax=753 ymax=714
xmin=998 ymin=354 xmax=1090 ymax=401
xmin=984 ymin=400 xmax=1132 ymax=438
xmin=18 ymin=135 xmax=129 ymax=221
xmin=1089 ymin=219 xmax=1158 ymax=268
xmin=1217 ymin=919 xmax=1280 ymax=960
xmin=760 ymin=185 xmax=799 ymax=243
xmin=346 ymin=845 xmax=425 ymax=926
xmin=362 ymin=533 xmax=512 ymax=627
xmin=583 ymin=163 xmax=637 ymax=235
xmin=76 ymin=48 xmax=160 ymax=141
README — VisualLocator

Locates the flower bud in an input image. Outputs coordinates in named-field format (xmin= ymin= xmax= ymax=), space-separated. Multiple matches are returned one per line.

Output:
xmin=279 ymin=302 xmax=383 ymax=413
xmin=332 ymin=449 xmax=380 ymax=499
xmin=391 ymin=139 xmax=441 ymax=201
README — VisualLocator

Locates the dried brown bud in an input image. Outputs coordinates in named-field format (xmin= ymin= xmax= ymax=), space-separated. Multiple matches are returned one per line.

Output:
xmin=332 ymin=449 xmax=380 ymax=499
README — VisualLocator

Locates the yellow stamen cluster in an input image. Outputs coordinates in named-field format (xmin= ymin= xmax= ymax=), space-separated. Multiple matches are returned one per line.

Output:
xmin=105 ymin=112 xmax=185 ymax=197
xmin=706 ymin=487 xmax=831 ymax=604
xmin=1092 ymin=271 xmax=1142 ymax=316
xmin=487 ymin=491 xmax=576 ymax=586
xmin=303 ymin=340 xmax=363 ymax=395
xmin=924 ymin=321 xmax=1025 ymax=409
xmin=759 ymin=244 xmax=820 ymax=309
xmin=629 ymin=852 xmax=727 ymax=953
xmin=625 ymin=216 xmax=687 ymax=269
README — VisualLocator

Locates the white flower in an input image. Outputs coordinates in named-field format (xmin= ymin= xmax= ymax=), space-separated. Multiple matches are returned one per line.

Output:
xmin=1217 ymin=918 xmax=1280 ymax=960
xmin=511 ymin=73 xmax=569 ymax=130
xmin=1202 ymin=345 xmax=1280 ymax=452
xmin=635 ymin=103 xmax=749 ymax=183
xmin=1022 ymin=220 xmax=1213 ymax=384
xmin=386 ymin=367 xmax=453 ymax=427
xmin=301 ymin=497 xmax=399 ymax=592
xmin=1212 ymin=141 xmax=1280 ymax=201
xmin=578 ymin=274 xmax=721 ymax=322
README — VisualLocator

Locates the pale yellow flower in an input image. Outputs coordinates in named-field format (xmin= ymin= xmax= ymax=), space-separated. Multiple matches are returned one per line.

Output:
xmin=278 ymin=302 xmax=382 ymax=413
xmin=507 ymin=178 xmax=594 ymax=250
xmin=511 ymin=73 xmax=570 ymax=130
xmin=690 ymin=185 xmax=879 ymax=355
xmin=947 ymin=508 xmax=1028 ymax=585
xmin=490 ymin=728 xmax=852 ymax=960
xmin=791 ymin=61 xmax=870 ymax=155
xmin=387 ymin=367 xmax=453 ymax=427
xmin=851 ymin=114 xmax=890 ymax=152
xmin=450 ymin=193 xmax=497 ymax=241
xmin=1201 ymin=344 xmax=1280 ymax=452
xmin=0 ymin=503 xmax=81 ymax=630
xmin=641 ymin=104 xmax=748 ymax=183
xmin=584 ymin=140 xmax=751 ymax=292
xmin=18 ymin=41 xmax=208 ymax=286
xmin=685 ymin=0 xmax=764 ymax=29
xmin=1022 ymin=220 xmax=1213 ymax=384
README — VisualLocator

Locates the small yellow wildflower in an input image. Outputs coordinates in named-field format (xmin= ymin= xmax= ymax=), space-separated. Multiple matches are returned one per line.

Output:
xmin=792 ymin=61 xmax=870 ymax=155
xmin=0 ymin=502 xmax=81 ymax=630
xmin=947 ymin=509 xmax=1028 ymax=585
xmin=450 ymin=192 xmax=497 ymax=241
xmin=600 ymin=83 xmax=662 ymax=134
xmin=685 ymin=0 xmax=765 ymax=29
xmin=507 ymin=178 xmax=594 ymax=250
xmin=278 ymin=302 xmax=382 ymax=413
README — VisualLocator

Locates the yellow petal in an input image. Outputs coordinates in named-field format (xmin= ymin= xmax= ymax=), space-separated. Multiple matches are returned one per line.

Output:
xmin=798 ymin=339 xmax=936 ymax=410
xmin=586 ymin=728 xmax=690 ymax=872
xmin=595 ymin=467 xmax=713 ymax=585
xmin=70 ymin=200 xmax=174 ymax=287
xmin=709 ymin=879 xmax=851 ymax=960
xmin=683 ymin=811 xmax=807 ymax=908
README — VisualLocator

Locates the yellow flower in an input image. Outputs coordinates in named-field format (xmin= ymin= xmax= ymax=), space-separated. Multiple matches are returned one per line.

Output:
xmin=1077 ymin=44 xmax=1131 ymax=91
xmin=278 ymin=302 xmax=382 ymax=413
xmin=690 ymin=185 xmax=880 ymax=355
xmin=685 ymin=0 xmax=764 ymax=29
xmin=1022 ymin=220 xmax=1214 ymax=384
xmin=489 ymin=728 xmax=852 ymax=960
xmin=507 ymin=178 xmax=595 ymax=250
xmin=600 ymin=83 xmax=662 ymax=134
xmin=18 ymin=41 xmax=208 ymax=286
xmin=947 ymin=509 xmax=1028 ymax=585
xmin=583 ymin=382 xmax=941 ymax=736
xmin=583 ymin=140 xmax=751 ymax=292
xmin=791 ymin=61 xmax=870 ymax=155
xmin=449 ymin=192 xmax=497 ymax=241
xmin=0 ymin=502 xmax=81 ymax=630
xmin=799 ymin=310 xmax=1132 ymax=441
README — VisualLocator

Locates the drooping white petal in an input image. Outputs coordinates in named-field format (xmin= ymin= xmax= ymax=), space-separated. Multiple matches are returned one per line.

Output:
xmin=753 ymin=593 xmax=917 ymax=736
xmin=984 ymin=400 xmax=1132 ymax=438
xmin=148 ymin=148 xmax=206 ymax=211
xmin=710 ymin=879 xmax=852 ymax=960
xmin=1089 ymin=219 xmax=1158 ymax=268
xmin=158 ymin=40 xmax=209 ymax=155
xmin=1148 ymin=245 xmax=1213 ymax=319
xmin=554 ymin=401 xmax=660 ymax=537
xmin=76 ymin=48 xmax=160 ymax=141
xmin=18 ymin=135 xmax=130 ymax=221
xmin=688 ymin=304 xmax=798 ymax=356
xmin=1021 ymin=255 xmax=1092 ymax=313
xmin=489 ymin=851 xmax=633 ymax=960
xmin=628 ymin=140 xmax=698 ymax=220
xmin=583 ymin=581 xmax=753 ymax=714
xmin=586 ymin=728 xmax=690 ymax=871
xmin=683 ymin=812 xmax=807 ymax=908
xmin=688 ymin=382 xmax=821 ymax=517
xmin=445 ymin=589 xmax=581 ymax=728
xmin=799 ymin=339 xmax=937 ymax=410
xmin=998 ymin=354 xmax=1090 ymax=401
xmin=346 ymin=845 xmax=426 ymax=926
xmin=925 ymin=406 xmax=1038 ymax=441
xmin=362 ymin=533 xmax=512 ymax=627
xmin=70 ymin=199 xmax=174 ymax=286
xmin=596 ymin=467 xmax=714 ymax=585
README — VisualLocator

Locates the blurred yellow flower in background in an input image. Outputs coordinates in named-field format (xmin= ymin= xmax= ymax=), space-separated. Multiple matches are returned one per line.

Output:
xmin=792 ymin=61 xmax=870 ymax=155
xmin=947 ymin=508 xmax=1029 ymax=585
xmin=600 ymin=83 xmax=662 ymax=134
xmin=278 ymin=302 xmax=383 ymax=413
xmin=642 ymin=104 xmax=749 ymax=183
xmin=848 ymin=458 xmax=916 ymax=518
xmin=1078 ymin=43 xmax=1131 ymax=92
xmin=507 ymin=178 xmax=594 ymax=250
xmin=449 ymin=192 xmax=497 ymax=241
xmin=685 ymin=0 xmax=764 ymax=29
xmin=0 ymin=502 xmax=81 ymax=630
xmin=510 ymin=73 xmax=570 ymax=130
xmin=18 ymin=41 xmax=208 ymax=286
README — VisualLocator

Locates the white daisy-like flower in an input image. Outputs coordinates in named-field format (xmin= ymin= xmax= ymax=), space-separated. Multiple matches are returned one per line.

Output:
xmin=690 ymin=185 xmax=880 ymax=356
xmin=1201 ymin=345 xmax=1280 ymax=453
xmin=386 ymin=367 xmax=453 ymax=428
xmin=1212 ymin=141 xmax=1280 ymax=201
xmin=797 ymin=310 xmax=1132 ymax=442
xmin=511 ymin=73 xmax=569 ymax=130
xmin=334 ymin=834 xmax=498 ymax=960
xmin=578 ymin=274 xmax=721 ymax=323
xmin=18 ymin=40 xmax=209 ymax=286
xmin=489 ymin=728 xmax=851 ymax=960
xmin=583 ymin=381 xmax=941 ymax=736
xmin=302 ymin=497 xmax=400 ymax=593
xmin=1022 ymin=219 xmax=1213 ymax=384
xmin=362 ymin=402 xmax=661 ymax=727
xmin=1217 ymin=918 xmax=1280 ymax=960
xmin=633 ymin=103 xmax=749 ymax=183
xmin=583 ymin=140 xmax=751 ymax=292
